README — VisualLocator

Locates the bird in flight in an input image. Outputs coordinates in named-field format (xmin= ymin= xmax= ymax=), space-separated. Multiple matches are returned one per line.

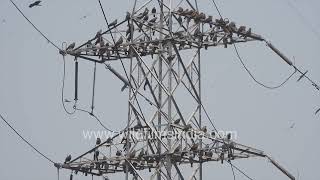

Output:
xmin=289 ymin=123 xmax=295 ymax=129
xmin=29 ymin=1 xmax=42 ymax=8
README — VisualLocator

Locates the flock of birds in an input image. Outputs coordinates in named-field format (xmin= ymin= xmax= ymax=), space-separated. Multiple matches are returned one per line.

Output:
xmin=62 ymin=117 xmax=236 ymax=177
xmin=61 ymin=6 xmax=256 ymax=63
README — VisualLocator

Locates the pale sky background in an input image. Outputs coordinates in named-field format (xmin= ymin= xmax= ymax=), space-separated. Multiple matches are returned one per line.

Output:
xmin=0 ymin=0 xmax=320 ymax=180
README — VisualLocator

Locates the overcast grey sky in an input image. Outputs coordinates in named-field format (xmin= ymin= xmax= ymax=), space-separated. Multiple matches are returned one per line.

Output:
xmin=1 ymin=0 xmax=320 ymax=180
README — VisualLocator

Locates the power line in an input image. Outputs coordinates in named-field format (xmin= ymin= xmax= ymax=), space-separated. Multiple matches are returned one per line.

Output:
xmin=233 ymin=44 xmax=297 ymax=90
xmin=229 ymin=161 xmax=236 ymax=180
xmin=228 ymin=161 xmax=255 ymax=180
xmin=210 ymin=0 xmax=223 ymax=19
xmin=97 ymin=0 xmax=131 ymax=85
xmin=0 ymin=113 xmax=55 ymax=164
xmin=9 ymin=0 xmax=61 ymax=51
xmin=209 ymin=0 xmax=296 ymax=90
xmin=285 ymin=0 xmax=320 ymax=42
xmin=61 ymin=55 xmax=77 ymax=115
xmin=75 ymin=107 xmax=119 ymax=133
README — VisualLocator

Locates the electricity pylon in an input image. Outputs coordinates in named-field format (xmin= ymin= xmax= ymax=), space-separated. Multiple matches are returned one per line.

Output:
xmin=55 ymin=0 xmax=296 ymax=180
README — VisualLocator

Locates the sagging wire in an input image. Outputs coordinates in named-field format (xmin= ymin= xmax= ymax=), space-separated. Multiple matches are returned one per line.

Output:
xmin=233 ymin=44 xmax=297 ymax=90
xmin=61 ymin=51 xmax=77 ymax=115
xmin=0 ymin=113 xmax=56 ymax=164
xmin=229 ymin=160 xmax=236 ymax=180
xmin=9 ymin=0 xmax=61 ymax=51
xmin=228 ymin=161 xmax=255 ymax=180
xmin=75 ymin=107 xmax=119 ymax=133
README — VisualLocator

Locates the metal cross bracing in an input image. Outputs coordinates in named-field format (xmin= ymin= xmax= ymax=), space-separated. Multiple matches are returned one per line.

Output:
xmin=56 ymin=0 xmax=294 ymax=180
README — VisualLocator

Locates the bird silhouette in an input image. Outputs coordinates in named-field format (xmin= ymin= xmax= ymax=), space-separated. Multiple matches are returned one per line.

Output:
xmin=289 ymin=123 xmax=295 ymax=129
xmin=137 ymin=149 xmax=144 ymax=159
xmin=151 ymin=7 xmax=156 ymax=15
xmin=226 ymin=133 xmax=231 ymax=140
xmin=96 ymin=138 xmax=101 ymax=145
xmin=108 ymin=19 xmax=117 ymax=27
xmin=148 ymin=17 xmax=157 ymax=26
xmin=167 ymin=55 xmax=176 ymax=62
xmin=238 ymin=26 xmax=246 ymax=33
xmin=114 ymin=37 xmax=123 ymax=47
xmin=177 ymin=16 xmax=182 ymax=25
xmin=189 ymin=155 xmax=193 ymax=167
xmin=129 ymin=150 xmax=136 ymax=158
xmin=125 ymin=12 xmax=131 ymax=21
xmin=177 ymin=7 xmax=183 ymax=14
xmin=183 ymin=124 xmax=192 ymax=131
xmin=173 ymin=118 xmax=180 ymax=124
xmin=204 ymin=15 xmax=213 ymax=23
xmin=94 ymin=150 xmax=100 ymax=160
xmin=29 ymin=1 xmax=41 ymax=8
xmin=66 ymin=42 xmax=75 ymax=51
xmin=246 ymin=28 xmax=252 ymax=37
xmin=143 ymin=15 xmax=149 ymax=22
xmin=174 ymin=144 xmax=181 ymax=153
xmin=106 ymin=137 xmax=112 ymax=143
xmin=190 ymin=143 xmax=198 ymax=151
xmin=95 ymin=29 xmax=102 ymax=39
xmin=65 ymin=154 xmax=72 ymax=163
xmin=201 ymin=126 xmax=207 ymax=133
xmin=116 ymin=150 xmax=122 ymax=156
xmin=142 ymin=8 xmax=149 ymax=17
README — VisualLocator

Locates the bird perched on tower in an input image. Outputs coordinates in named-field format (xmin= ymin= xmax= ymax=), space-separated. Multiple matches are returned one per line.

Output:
xmin=64 ymin=154 xmax=72 ymax=164
xmin=114 ymin=37 xmax=123 ymax=47
xmin=66 ymin=42 xmax=75 ymax=51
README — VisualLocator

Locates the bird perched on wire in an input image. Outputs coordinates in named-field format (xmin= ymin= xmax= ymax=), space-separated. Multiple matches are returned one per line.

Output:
xmin=29 ymin=1 xmax=41 ymax=8
xmin=125 ymin=12 xmax=131 ymax=21
xmin=108 ymin=19 xmax=117 ymax=28
xmin=64 ymin=154 xmax=72 ymax=163
xmin=96 ymin=138 xmax=101 ymax=145
xmin=95 ymin=29 xmax=102 ymax=39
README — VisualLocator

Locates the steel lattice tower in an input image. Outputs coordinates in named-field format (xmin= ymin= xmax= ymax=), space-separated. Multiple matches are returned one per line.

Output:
xmin=55 ymin=1 xmax=296 ymax=180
